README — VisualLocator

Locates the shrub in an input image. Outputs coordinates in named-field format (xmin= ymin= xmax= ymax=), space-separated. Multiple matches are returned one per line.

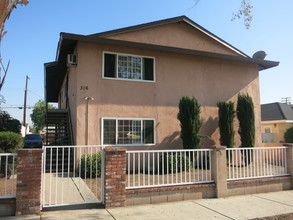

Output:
xmin=236 ymin=94 xmax=255 ymax=147
xmin=159 ymin=153 xmax=190 ymax=174
xmin=236 ymin=94 xmax=255 ymax=166
xmin=177 ymin=96 xmax=202 ymax=149
xmin=284 ymin=127 xmax=293 ymax=143
xmin=217 ymin=101 xmax=235 ymax=149
xmin=0 ymin=131 xmax=23 ymax=153
xmin=80 ymin=152 xmax=102 ymax=179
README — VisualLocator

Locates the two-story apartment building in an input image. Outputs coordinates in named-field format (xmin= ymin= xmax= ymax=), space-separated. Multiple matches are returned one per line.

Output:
xmin=45 ymin=16 xmax=278 ymax=149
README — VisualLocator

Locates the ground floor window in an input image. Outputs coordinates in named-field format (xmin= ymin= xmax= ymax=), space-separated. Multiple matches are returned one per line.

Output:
xmin=102 ymin=118 xmax=155 ymax=145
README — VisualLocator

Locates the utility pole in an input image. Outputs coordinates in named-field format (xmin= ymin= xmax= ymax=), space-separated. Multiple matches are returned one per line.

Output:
xmin=281 ymin=97 xmax=291 ymax=105
xmin=23 ymin=75 xmax=29 ymax=134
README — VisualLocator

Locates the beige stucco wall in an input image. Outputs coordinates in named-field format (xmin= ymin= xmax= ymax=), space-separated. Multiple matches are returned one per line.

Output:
xmin=261 ymin=122 xmax=293 ymax=143
xmin=64 ymin=40 xmax=261 ymax=149
xmin=105 ymin=22 xmax=242 ymax=57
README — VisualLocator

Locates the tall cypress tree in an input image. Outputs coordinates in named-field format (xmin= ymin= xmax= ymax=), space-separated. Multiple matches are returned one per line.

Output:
xmin=177 ymin=96 xmax=202 ymax=149
xmin=217 ymin=101 xmax=235 ymax=149
xmin=236 ymin=94 xmax=255 ymax=165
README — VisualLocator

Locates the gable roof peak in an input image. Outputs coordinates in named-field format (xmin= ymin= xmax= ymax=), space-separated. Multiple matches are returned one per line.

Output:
xmin=91 ymin=15 xmax=248 ymax=57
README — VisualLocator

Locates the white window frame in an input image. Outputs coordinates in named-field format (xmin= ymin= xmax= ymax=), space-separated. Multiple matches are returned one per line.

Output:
xmin=101 ymin=117 xmax=156 ymax=146
xmin=102 ymin=51 xmax=156 ymax=83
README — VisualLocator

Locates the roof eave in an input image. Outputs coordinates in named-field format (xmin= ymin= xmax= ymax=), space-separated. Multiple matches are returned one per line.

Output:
xmin=61 ymin=32 xmax=279 ymax=70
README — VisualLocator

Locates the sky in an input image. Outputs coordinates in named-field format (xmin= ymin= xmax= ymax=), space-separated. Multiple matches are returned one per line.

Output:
xmin=0 ymin=0 xmax=292 ymax=125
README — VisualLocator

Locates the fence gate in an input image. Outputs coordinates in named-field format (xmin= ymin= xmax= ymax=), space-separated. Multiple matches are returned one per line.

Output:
xmin=42 ymin=145 xmax=104 ymax=208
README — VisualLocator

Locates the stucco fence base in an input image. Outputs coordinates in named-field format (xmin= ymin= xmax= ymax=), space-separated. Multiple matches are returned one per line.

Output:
xmin=0 ymin=198 xmax=16 ymax=217
xmin=227 ymin=176 xmax=292 ymax=196
xmin=125 ymin=176 xmax=291 ymax=206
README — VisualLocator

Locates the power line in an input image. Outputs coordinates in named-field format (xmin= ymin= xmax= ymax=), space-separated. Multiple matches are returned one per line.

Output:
xmin=28 ymin=89 xmax=43 ymax=99
xmin=281 ymin=97 xmax=291 ymax=105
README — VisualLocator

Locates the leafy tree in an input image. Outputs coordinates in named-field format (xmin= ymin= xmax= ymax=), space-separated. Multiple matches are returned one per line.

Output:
xmin=236 ymin=94 xmax=255 ymax=166
xmin=0 ymin=131 xmax=23 ymax=153
xmin=217 ymin=101 xmax=235 ymax=149
xmin=30 ymin=100 xmax=55 ymax=132
xmin=284 ymin=127 xmax=293 ymax=143
xmin=177 ymin=96 xmax=202 ymax=149
xmin=0 ymin=110 xmax=21 ymax=133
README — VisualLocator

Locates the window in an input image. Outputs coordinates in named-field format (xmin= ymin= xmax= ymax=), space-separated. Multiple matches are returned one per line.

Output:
xmin=103 ymin=52 xmax=155 ymax=81
xmin=102 ymin=118 xmax=155 ymax=145
xmin=265 ymin=127 xmax=271 ymax=133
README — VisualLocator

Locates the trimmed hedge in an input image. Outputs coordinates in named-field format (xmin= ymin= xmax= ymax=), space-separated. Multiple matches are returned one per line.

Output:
xmin=284 ymin=127 xmax=293 ymax=143
xmin=177 ymin=96 xmax=202 ymax=149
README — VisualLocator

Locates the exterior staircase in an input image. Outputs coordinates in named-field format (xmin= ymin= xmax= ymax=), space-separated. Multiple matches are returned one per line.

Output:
xmin=45 ymin=109 xmax=73 ymax=146
xmin=45 ymin=109 xmax=74 ymax=172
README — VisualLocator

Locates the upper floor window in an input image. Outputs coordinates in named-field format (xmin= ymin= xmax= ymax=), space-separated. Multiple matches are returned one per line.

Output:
xmin=103 ymin=52 xmax=155 ymax=82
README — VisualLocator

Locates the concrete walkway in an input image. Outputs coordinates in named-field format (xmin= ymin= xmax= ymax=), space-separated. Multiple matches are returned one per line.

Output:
xmin=2 ymin=190 xmax=293 ymax=220
xmin=42 ymin=173 xmax=98 ymax=206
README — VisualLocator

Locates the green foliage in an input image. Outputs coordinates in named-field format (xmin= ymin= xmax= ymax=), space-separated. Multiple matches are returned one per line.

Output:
xmin=284 ymin=127 xmax=293 ymax=143
xmin=159 ymin=153 xmax=190 ymax=174
xmin=237 ymin=94 xmax=255 ymax=166
xmin=80 ymin=152 xmax=102 ymax=179
xmin=177 ymin=96 xmax=202 ymax=149
xmin=0 ymin=111 xmax=21 ymax=134
xmin=217 ymin=101 xmax=235 ymax=148
xmin=236 ymin=94 xmax=255 ymax=147
xmin=30 ymin=100 xmax=55 ymax=131
xmin=0 ymin=131 xmax=23 ymax=153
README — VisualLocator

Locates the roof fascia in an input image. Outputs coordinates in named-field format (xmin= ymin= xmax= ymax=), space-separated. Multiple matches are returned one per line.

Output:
xmin=261 ymin=120 xmax=287 ymax=124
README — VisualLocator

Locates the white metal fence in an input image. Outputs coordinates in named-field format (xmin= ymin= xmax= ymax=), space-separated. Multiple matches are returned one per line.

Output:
xmin=0 ymin=153 xmax=17 ymax=198
xmin=126 ymin=149 xmax=213 ymax=189
xmin=42 ymin=145 xmax=104 ymax=207
xmin=227 ymin=147 xmax=289 ymax=180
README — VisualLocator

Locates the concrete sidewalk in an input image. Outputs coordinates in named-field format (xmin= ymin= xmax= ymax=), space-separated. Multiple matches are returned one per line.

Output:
xmin=3 ymin=190 xmax=293 ymax=220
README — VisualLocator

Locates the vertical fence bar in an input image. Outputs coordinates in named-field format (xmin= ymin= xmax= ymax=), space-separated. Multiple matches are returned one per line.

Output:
xmin=79 ymin=147 xmax=81 ymax=195
xmin=133 ymin=153 xmax=135 ymax=187
xmin=5 ymin=156 xmax=8 ymax=195
xmin=179 ymin=151 xmax=182 ymax=183
xmin=12 ymin=155 xmax=15 ymax=195
xmin=167 ymin=152 xmax=169 ymax=184
xmin=171 ymin=152 xmax=174 ymax=184
xmin=184 ymin=151 xmax=186 ymax=183
xmin=143 ymin=152 xmax=145 ymax=186
xmin=90 ymin=146 xmax=93 ymax=201
xmin=157 ymin=152 xmax=160 ymax=185
xmin=152 ymin=152 xmax=155 ymax=185
xmin=162 ymin=152 xmax=164 ymax=184
xmin=138 ymin=152 xmax=141 ymax=187
xmin=128 ymin=153 xmax=130 ymax=187
xmin=55 ymin=148 xmax=58 ymax=204
xmin=148 ymin=152 xmax=150 ymax=186
xmin=49 ymin=147 xmax=52 ymax=205
xmin=188 ymin=151 xmax=191 ymax=182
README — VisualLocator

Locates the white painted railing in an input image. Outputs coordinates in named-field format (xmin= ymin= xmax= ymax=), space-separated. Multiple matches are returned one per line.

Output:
xmin=227 ymin=147 xmax=289 ymax=181
xmin=42 ymin=145 xmax=104 ymax=207
xmin=0 ymin=153 xmax=17 ymax=198
xmin=126 ymin=149 xmax=213 ymax=189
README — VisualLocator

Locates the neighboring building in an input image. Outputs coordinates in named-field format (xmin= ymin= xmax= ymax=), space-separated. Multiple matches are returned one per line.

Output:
xmin=261 ymin=102 xmax=293 ymax=143
xmin=45 ymin=16 xmax=279 ymax=149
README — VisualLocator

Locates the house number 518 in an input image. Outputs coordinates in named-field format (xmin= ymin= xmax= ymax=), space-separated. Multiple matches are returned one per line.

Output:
xmin=80 ymin=86 xmax=89 ymax=90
